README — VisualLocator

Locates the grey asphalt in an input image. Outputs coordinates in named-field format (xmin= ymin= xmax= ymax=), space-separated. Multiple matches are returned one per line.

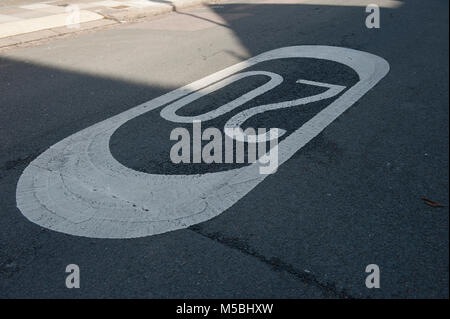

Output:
xmin=0 ymin=0 xmax=448 ymax=298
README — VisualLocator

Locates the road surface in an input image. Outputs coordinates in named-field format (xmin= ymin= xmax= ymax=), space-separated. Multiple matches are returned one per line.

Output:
xmin=0 ymin=0 xmax=448 ymax=298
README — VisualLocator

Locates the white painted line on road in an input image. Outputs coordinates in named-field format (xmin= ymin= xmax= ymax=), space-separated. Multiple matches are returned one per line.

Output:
xmin=160 ymin=71 xmax=284 ymax=123
xmin=224 ymin=79 xmax=346 ymax=142
xmin=16 ymin=46 xmax=389 ymax=238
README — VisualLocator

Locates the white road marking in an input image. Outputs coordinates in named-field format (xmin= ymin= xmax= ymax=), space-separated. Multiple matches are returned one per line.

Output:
xmin=16 ymin=46 xmax=389 ymax=238
xmin=160 ymin=71 xmax=283 ymax=123
xmin=224 ymin=79 xmax=346 ymax=142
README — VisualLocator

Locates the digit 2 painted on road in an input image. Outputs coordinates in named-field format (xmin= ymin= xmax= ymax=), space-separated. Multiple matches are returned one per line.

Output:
xmin=16 ymin=46 xmax=389 ymax=238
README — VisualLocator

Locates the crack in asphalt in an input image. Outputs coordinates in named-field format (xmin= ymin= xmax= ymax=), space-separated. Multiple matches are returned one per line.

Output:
xmin=189 ymin=225 xmax=354 ymax=299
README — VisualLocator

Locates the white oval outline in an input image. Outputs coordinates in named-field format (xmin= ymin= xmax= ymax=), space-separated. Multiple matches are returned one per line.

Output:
xmin=16 ymin=46 xmax=389 ymax=239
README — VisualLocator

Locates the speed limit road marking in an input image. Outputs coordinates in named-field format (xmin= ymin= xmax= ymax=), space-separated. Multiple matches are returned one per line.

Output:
xmin=16 ymin=46 xmax=389 ymax=239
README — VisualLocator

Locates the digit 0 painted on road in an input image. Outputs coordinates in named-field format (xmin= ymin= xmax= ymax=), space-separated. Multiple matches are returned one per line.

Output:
xmin=16 ymin=46 xmax=389 ymax=239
